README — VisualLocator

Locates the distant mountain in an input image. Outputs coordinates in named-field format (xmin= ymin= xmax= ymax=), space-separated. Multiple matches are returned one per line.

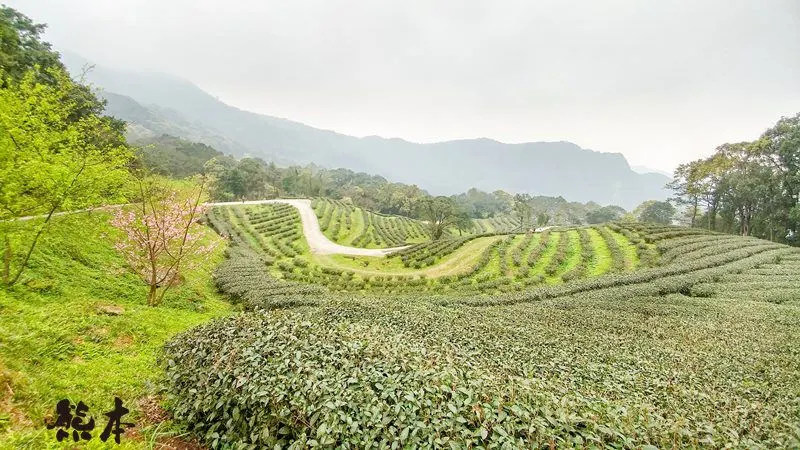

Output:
xmin=631 ymin=165 xmax=672 ymax=177
xmin=63 ymin=51 xmax=670 ymax=208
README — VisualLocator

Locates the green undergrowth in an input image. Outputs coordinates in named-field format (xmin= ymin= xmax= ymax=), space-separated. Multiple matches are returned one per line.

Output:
xmin=0 ymin=213 xmax=231 ymax=449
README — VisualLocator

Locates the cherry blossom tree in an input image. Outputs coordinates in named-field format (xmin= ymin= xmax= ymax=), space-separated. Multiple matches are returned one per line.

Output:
xmin=111 ymin=176 xmax=217 ymax=306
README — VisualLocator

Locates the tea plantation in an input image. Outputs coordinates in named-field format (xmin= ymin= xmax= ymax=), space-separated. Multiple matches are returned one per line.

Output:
xmin=311 ymin=198 xmax=430 ymax=248
xmin=207 ymin=204 xmax=653 ymax=294
xmin=158 ymin=201 xmax=800 ymax=448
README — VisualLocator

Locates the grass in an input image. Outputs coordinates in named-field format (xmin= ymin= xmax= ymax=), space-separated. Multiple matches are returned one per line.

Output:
xmin=586 ymin=227 xmax=612 ymax=275
xmin=313 ymin=236 xmax=504 ymax=278
xmin=0 ymin=212 xmax=231 ymax=449
xmin=614 ymin=229 xmax=640 ymax=269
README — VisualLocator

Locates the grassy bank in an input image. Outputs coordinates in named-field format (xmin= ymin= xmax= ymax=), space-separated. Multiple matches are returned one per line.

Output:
xmin=0 ymin=212 xmax=231 ymax=449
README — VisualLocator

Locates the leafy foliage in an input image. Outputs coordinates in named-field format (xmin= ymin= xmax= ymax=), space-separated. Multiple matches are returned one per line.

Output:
xmin=0 ymin=66 xmax=131 ymax=285
xmin=669 ymin=113 xmax=800 ymax=244
xmin=635 ymin=200 xmax=676 ymax=224
xmin=133 ymin=134 xmax=224 ymax=178
xmin=0 ymin=7 xmax=62 ymax=84
xmin=163 ymin=294 xmax=800 ymax=448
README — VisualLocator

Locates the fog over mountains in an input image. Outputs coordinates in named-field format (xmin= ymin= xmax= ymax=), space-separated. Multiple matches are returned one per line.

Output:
xmin=64 ymin=52 xmax=670 ymax=209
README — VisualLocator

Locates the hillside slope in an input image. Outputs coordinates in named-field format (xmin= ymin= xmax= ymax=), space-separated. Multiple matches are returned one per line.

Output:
xmin=166 ymin=218 xmax=800 ymax=448
xmin=63 ymin=52 xmax=670 ymax=209
xmin=0 ymin=212 xmax=231 ymax=448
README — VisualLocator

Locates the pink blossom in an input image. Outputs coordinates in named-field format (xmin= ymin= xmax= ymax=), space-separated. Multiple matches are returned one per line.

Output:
xmin=110 ymin=186 xmax=219 ymax=306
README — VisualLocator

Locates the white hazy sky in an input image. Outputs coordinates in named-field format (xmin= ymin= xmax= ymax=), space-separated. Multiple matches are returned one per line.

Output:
xmin=8 ymin=0 xmax=800 ymax=172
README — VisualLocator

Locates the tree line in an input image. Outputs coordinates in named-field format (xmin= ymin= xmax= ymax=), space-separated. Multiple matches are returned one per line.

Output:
xmin=669 ymin=114 xmax=799 ymax=244
xmin=135 ymin=134 xmax=630 ymax=227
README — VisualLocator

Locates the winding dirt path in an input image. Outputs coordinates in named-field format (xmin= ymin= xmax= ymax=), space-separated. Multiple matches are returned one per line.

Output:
xmin=7 ymin=199 xmax=410 ymax=257
xmin=206 ymin=199 xmax=411 ymax=257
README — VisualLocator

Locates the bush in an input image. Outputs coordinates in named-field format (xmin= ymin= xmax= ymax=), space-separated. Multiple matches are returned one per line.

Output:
xmin=163 ymin=295 xmax=800 ymax=449
xmin=212 ymin=248 xmax=325 ymax=311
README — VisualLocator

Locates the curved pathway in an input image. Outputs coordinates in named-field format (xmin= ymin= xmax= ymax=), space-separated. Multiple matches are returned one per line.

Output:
xmin=206 ymin=199 xmax=411 ymax=257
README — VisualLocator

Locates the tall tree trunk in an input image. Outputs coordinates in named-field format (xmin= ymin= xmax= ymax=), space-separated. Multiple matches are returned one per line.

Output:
xmin=709 ymin=202 xmax=717 ymax=231
xmin=744 ymin=209 xmax=751 ymax=236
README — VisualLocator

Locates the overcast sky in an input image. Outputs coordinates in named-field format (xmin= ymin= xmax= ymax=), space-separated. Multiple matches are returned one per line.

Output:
xmin=8 ymin=0 xmax=800 ymax=172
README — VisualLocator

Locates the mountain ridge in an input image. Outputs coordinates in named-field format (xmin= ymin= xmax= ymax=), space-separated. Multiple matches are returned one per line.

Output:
xmin=62 ymin=51 xmax=670 ymax=209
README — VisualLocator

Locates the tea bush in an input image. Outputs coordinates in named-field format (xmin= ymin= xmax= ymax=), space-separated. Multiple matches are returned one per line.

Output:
xmin=164 ymin=296 xmax=800 ymax=448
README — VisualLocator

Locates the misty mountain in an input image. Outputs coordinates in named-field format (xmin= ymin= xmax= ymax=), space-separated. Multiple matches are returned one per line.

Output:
xmin=64 ymin=51 xmax=670 ymax=209
xmin=631 ymin=165 xmax=672 ymax=177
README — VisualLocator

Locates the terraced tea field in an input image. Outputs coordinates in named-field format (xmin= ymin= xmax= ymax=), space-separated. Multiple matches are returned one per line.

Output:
xmin=205 ymin=201 xmax=800 ymax=305
xmin=311 ymin=198 xmax=430 ymax=247
xmin=206 ymin=203 xmax=654 ymax=295
xmin=470 ymin=215 xmax=522 ymax=234
xmin=311 ymin=198 xmax=524 ymax=244
xmin=163 ymin=200 xmax=800 ymax=448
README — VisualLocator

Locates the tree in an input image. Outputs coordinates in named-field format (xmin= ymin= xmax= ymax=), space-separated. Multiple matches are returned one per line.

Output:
xmin=110 ymin=176 xmax=217 ymax=306
xmin=536 ymin=212 xmax=551 ymax=227
xmin=418 ymin=196 xmax=457 ymax=240
xmin=668 ymin=162 xmax=702 ymax=227
xmin=752 ymin=113 xmax=800 ymax=240
xmin=453 ymin=210 xmax=473 ymax=236
xmin=203 ymin=156 xmax=238 ymax=201
xmin=636 ymin=200 xmax=675 ymax=224
xmin=0 ymin=7 xmax=63 ymax=85
xmin=238 ymin=158 xmax=269 ymax=200
xmin=134 ymin=135 xmax=222 ymax=178
xmin=668 ymin=114 xmax=799 ymax=243
xmin=513 ymin=193 xmax=533 ymax=228
xmin=0 ymin=67 xmax=131 ymax=285
xmin=586 ymin=205 xmax=625 ymax=224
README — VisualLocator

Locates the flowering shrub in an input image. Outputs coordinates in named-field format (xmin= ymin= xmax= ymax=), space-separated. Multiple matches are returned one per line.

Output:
xmin=112 ymin=180 xmax=218 ymax=306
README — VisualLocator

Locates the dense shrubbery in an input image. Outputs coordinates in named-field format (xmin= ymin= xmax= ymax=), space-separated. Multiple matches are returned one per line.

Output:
xmin=609 ymin=223 xmax=660 ymax=267
xmin=169 ymin=213 xmax=800 ymax=448
xmin=688 ymin=253 xmax=800 ymax=303
xmin=213 ymin=248 xmax=324 ymax=311
xmin=163 ymin=296 xmax=800 ymax=448
xmin=447 ymin=240 xmax=794 ymax=307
